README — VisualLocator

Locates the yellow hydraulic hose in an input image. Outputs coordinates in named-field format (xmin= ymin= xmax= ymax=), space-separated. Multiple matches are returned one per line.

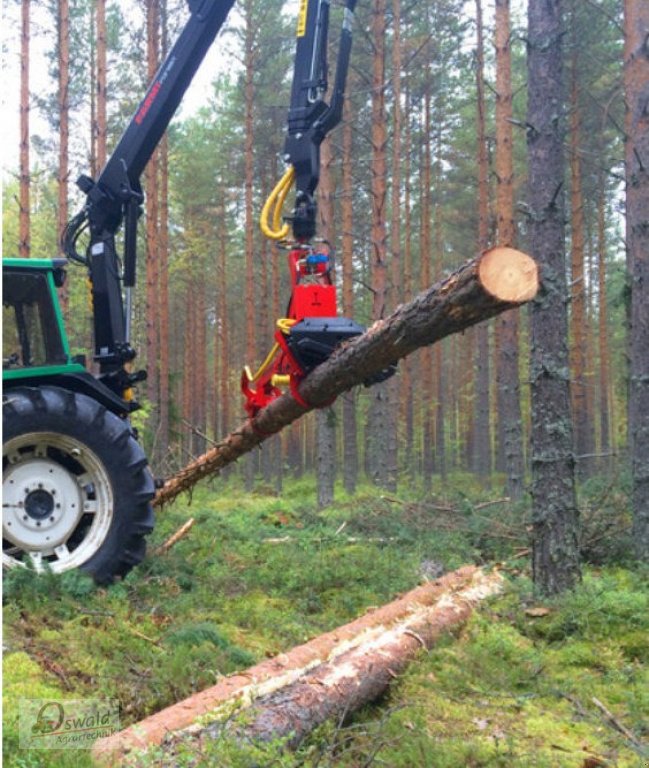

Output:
xmin=244 ymin=318 xmax=297 ymax=383
xmin=260 ymin=166 xmax=295 ymax=241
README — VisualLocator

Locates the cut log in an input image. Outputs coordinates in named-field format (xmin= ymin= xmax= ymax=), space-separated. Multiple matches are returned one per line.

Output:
xmin=155 ymin=246 xmax=538 ymax=506
xmin=92 ymin=566 xmax=503 ymax=765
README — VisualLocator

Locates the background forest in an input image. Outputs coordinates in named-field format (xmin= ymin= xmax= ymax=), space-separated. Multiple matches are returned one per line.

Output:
xmin=0 ymin=0 xmax=641 ymax=560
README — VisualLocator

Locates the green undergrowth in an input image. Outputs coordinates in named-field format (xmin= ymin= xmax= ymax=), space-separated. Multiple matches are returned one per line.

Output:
xmin=3 ymin=478 xmax=647 ymax=767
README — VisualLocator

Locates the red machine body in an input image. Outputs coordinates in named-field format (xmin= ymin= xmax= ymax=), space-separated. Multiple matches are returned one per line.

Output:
xmin=241 ymin=245 xmax=340 ymax=418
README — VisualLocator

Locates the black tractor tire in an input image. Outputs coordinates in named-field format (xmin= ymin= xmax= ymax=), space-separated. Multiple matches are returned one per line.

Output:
xmin=3 ymin=386 xmax=155 ymax=584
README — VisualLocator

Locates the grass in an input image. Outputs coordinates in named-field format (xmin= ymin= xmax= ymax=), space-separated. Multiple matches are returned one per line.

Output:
xmin=3 ymin=476 xmax=647 ymax=767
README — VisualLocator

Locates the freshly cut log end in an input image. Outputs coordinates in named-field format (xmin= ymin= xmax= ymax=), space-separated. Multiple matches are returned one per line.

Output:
xmin=478 ymin=246 xmax=539 ymax=304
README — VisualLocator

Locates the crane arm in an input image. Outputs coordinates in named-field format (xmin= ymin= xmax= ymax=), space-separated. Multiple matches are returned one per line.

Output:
xmin=262 ymin=0 xmax=358 ymax=242
xmin=62 ymin=0 xmax=236 ymax=395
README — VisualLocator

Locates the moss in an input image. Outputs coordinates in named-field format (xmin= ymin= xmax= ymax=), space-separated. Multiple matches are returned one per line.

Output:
xmin=4 ymin=485 xmax=648 ymax=767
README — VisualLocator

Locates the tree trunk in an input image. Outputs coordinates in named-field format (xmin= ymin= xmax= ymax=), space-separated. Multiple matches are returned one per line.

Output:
xmin=366 ymin=0 xmax=397 ymax=491
xmin=596 ymin=180 xmax=611 ymax=466
xmin=96 ymin=0 xmax=107 ymax=170
xmin=625 ymin=0 xmax=649 ymax=560
xmin=402 ymin=78 xmax=415 ymax=475
xmin=315 ymin=137 xmax=337 ymax=504
xmin=19 ymin=0 xmax=30 ymax=259
xmin=92 ymin=566 xmax=502 ymax=764
xmin=341 ymin=96 xmax=358 ymax=495
xmin=568 ymin=23 xmax=593 ymax=479
xmin=155 ymin=247 xmax=538 ymax=507
xmin=57 ymin=0 xmax=70 ymax=313
xmin=243 ymin=0 xmax=256 ymax=492
xmin=473 ymin=0 xmax=491 ymax=480
xmin=157 ymin=0 xmax=170 ymax=463
xmin=145 ymin=0 xmax=160 ymax=408
xmin=495 ymin=0 xmax=524 ymax=499
xmin=420 ymin=85 xmax=434 ymax=489
xmin=527 ymin=0 xmax=580 ymax=593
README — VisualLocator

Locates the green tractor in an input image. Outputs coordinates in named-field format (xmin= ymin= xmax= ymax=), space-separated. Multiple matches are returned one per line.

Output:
xmin=3 ymin=0 xmax=237 ymax=582
xmin=3 ymin=259 xmax=154 ymax=583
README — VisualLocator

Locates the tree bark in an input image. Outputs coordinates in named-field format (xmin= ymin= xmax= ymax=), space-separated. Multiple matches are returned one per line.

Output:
xmin=316 ymin=137 xmax=337 ymax=505
xmin=568 ymin=20 xmax=594 ymax=478
xmin=19 ymin=0 xmax=30 ymax=259
xmin=527 ymin=0 xmax=580 ymax=593
xmin=625 ymin=1 xmax=649 ymax=560
xmin=145 ymin=0 xmax=160 ymax=408
xmin=420 ymin=85 xmax=434 ymax=488
xmin=366 ymin=0 xmax=397 ymax=491
xmin=154 ymin=247 xmax=538 ymax=507
xmin=473 ymin=0 xmax=491 ymax=480
xmin=92 ymin=566 xmax=502 ymax=764
xmin=96 ymin=0 xmax=107 ymax=170
xmin=243 ymin=0 xmax=257 ymax=492
xmin=57 ymin=0 xmax=70 ymax=314
xmin=495 ymin=0 xmax=524 ymax=498
xmin=341 ymin=98 xmax=358 ymax=495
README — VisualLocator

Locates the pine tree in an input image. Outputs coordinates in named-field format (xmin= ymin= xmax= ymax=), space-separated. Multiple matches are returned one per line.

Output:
xmin=625 ymin=0 xmax=649 ymax=560
xmin=527 ymin=0 xmax=580 ymax=593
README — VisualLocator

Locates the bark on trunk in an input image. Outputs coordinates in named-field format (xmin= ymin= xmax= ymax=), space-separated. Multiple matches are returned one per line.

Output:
xmin=341 ymin=97 xmax=358 ymax=494
xmin=19 ymin=0 xmax=30 ymax=259
xmin=473 ymin=0 xmax=491 ymax=479
xmin=154 ymin=247 xmax=538 ymax=507
xmin=316 ymin=137 xmax=337 ymax=504
xmin=57 ymin=0 xmax=70 ymax=313
xmin=495 ymin=0 xmax=523 ymax=499
xmin=92 ymin=566 xmax=502 ymax=765
xmin=625 ymin=1 xmax=649 ymax=560
xmin=527 ymin=0 xmax=580 ymax=593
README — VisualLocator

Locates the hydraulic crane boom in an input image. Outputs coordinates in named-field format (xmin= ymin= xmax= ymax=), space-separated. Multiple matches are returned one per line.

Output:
xmin=62 ymin=0 xmax=236 ymax=400
xmin=284 ymin=0 xmax=357 ymax=240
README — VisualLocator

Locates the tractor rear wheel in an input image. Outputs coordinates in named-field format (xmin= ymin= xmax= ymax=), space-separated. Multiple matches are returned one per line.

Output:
xmin=2 ymin=386 xmax=155 ymax=584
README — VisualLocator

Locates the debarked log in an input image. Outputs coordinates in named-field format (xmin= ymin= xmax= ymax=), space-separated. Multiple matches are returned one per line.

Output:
xmin=155 ymin=246 xmax=538 ymax=506
xmin=92 ymin=566 xmax=503 ymax=765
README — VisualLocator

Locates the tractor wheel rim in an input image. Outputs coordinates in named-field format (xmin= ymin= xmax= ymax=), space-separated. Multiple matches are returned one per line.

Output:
xmin=3 ymin=432 xmax=114 ymax=573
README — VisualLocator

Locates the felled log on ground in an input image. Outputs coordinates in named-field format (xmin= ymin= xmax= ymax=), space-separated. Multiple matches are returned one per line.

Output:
xmin=92 ymin=566 xmax=503 ymax=766
xmin=155 ymin=246 xmax=538 ymax=506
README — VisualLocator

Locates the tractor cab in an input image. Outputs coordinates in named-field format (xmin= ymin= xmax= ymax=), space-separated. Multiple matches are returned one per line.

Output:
xmin=3 ymin=259 xmax=72 ymax=375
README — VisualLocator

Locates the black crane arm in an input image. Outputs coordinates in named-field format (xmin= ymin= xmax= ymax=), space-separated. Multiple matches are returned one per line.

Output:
xmin=262 ymin=0 xmax=357 ymax=242
xmin=62 ymin=0 xmax=236 ymax=393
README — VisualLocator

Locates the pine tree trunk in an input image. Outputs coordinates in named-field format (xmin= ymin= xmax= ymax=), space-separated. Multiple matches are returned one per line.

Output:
xmin=366 ymin=0 xmax=397 ymax=491
xmin=527 ymin=0 xmax=580 ymax=593
xmin=96 ymin=0 xmax=107 ymax=170
xmin=157 ymin=1 xmax=170 ymax=462
xmin=19 ymin=0 xmax=30 ymax=259
xmin=473 ymin=0 xmax=491 ymax=480
xmin=57 ymin=0 xmax=70 ymax=313
xmin=93 ymin=567 xmax=501 ymax=764
xmin=596 ymin=181 xmax=611 ymax=466
xmin=420 ymin=86 xmax=434 ymax=489
xmin=145 ymin=0 xmax=160 ymax=410
xmin=624 ymin=0 xmax=649 ymax=560
xmin=314 ymin=137 xmax=338 ymax=503
xmin=495 ymin=0 xmax=523 ymax=498
xmin=568 ymin=28 xmax=594 ymax=479
xmin=341 ymin=98 xmax=358 ymax=494
xmin=243 ymin=0 xmax=256 ymax=492
xmin=402 ymin=78 xmax=415 ymax=476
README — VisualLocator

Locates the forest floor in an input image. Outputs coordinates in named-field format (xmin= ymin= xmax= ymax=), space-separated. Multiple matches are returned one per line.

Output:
xmin=3 ymin=475 xmax=648 ymax=767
